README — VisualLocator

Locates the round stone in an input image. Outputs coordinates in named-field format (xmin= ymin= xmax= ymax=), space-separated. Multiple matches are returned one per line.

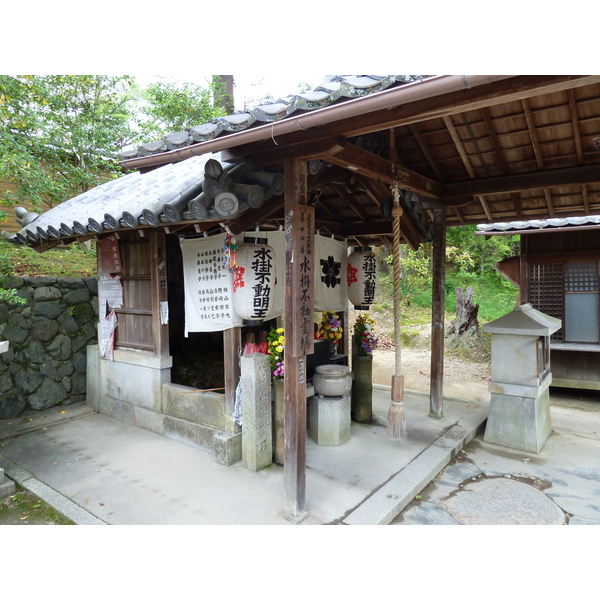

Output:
xmin=440 ymin=477 xmax=566 ymax=525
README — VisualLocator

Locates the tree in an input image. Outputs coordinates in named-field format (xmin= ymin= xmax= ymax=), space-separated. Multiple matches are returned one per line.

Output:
xmin=135 ymin=77 xmax=230 ymax=142
xmin=0 ymin=75 xmax=137 ymax=215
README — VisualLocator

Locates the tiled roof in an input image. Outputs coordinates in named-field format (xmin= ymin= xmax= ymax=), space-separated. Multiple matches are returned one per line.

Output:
xmin=119 ymin=76 xmax=424 ymax=161
xmin=476 ymin=215 xmax=600 ymax=234
xmin=3 ymin=75 xmax=425 ymax=246
xmin=2 ymin=153 xmax=284 ymax=244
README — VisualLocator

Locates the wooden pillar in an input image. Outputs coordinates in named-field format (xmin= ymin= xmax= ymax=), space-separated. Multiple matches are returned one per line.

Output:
xmin=223 ymin=327 xmax=241 ymax=425
xmin=282 ymin=157 xmax=314 ymax=523
xmin=430 ymin=207 xmax=446 ymax=418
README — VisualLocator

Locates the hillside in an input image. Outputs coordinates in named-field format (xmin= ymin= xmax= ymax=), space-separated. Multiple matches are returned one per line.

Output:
xmin=1 ymin=241 xmax=97 ymax=277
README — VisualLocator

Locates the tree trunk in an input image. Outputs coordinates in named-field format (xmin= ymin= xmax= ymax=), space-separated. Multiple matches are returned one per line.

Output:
xmin=449 ymin=286 xmax=480 ymax=336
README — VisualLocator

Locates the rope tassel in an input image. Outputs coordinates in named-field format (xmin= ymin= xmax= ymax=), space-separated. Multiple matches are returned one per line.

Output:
xmin=388 ymin=375 xmax=407 ymax=441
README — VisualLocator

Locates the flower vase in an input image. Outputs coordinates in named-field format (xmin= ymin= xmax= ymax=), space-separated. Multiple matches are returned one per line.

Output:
xmin=272 ymin=378 xmax=285 ymax=465
xmin=351 ymin=354 xmax=373 ymax=423
xmin=329 ymin=342 xmax=337 ymax=356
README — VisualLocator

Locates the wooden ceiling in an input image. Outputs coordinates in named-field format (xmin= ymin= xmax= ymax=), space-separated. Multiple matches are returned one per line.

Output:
xmin=220 ymin=75 xmax=600 ymax=249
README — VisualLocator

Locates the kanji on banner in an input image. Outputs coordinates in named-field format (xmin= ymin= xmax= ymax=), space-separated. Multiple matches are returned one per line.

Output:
xmin=314 ymin=234 xmax=348 ymax=312
xmin=180 ymin=235 xmax=243 ymax=335
xmin=264 ymin=230 xmax=286 ymax=320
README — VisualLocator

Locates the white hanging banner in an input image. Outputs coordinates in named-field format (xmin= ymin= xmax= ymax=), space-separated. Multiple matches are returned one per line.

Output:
xmin=179 ymin=235 xmax=243 ymax=335
xmin=264 ymin=230 xmax=286 ymax=320
xmin=314 ymin=234 xmax=348 ymax=312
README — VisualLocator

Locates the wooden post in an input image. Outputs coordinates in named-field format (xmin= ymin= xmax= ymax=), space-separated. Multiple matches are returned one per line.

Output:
xmin=282 ymin=157 xmax=313 ymax=523
xmin=430 ymin=207 xmax=446 ymax=418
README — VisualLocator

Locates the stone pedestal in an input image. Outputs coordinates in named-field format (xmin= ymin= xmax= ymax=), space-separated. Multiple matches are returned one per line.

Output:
xmin=241 ymin=352 xmax=272 ymax=471
xmin=308 ymin=394 xmax=351 ymax=446
xmin=484 ymin=380 xmax=553 ymax=454
xmin=272 ymin=378 xmax=284 ymax=465
xmin=352 ymin=354 xmax=373 ymax=423
xmin=0 ymin=467 xmax=16 ymax=499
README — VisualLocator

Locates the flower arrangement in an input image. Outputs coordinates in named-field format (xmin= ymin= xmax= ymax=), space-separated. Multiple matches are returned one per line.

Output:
xmin=353 ymin=314 xmax=378 ymax=356
xmin=317 ymin=311 xmax=343 ymax=346
xmin=268 ymin=326 xmax=285 ymax=379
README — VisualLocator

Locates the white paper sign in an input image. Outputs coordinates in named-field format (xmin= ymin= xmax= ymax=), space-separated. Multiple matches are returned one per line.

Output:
xmin=264 ymin=230 xmax=286 ymax=320
xmin=314 ymin=234 xmax=348 ymax=312
xmin=179 ymin=235 xmax=243 ymax=335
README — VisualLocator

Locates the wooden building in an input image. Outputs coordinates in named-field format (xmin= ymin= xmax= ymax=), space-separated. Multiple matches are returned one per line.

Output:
xmin=480 ymin=216 xmax=600 ymax=390
xmin=5 ymin=74 xmax=600 ymax=522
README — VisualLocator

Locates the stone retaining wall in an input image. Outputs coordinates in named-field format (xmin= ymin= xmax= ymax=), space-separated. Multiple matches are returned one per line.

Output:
xmin=0 ymin=276 xmax=98 ymax=418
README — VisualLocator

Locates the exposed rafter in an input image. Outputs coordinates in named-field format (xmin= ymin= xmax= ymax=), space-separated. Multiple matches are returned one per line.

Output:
xmin=442 ymin=164 xmax=600 ymax=201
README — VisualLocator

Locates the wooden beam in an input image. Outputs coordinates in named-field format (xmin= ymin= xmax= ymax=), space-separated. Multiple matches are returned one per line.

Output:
xmin=326 ymin=143 xmax=443 ymax=199
xmin=453 ymin=205 xmax=465 ymax=224
xmin=583 ymin=185 xmax=590 ymax=214
xmin=443 ymin=115 xmax=476 ymax=179
xmin=222 ymin=135 xmax=347 ymax=165
xmin=408 ymin=123 xmax=446 ymax=182
xmin=481 ymin=107 xmax=509 ymax=175
xmin=330 ymin=182 xmax=373 ymax=222
xmin=568 ymin=89 xmax=584 ymax=164
xmin=430 ymin=207 xmax=446 ymax=418
xmin=522 ymin=98 xmax=545 ymax=169
xmin=544 ymin=189 xmax=556 ymax=217
xmin=478 ymin=195 xmax=493 ymax=220
xmin=442 ymin=164 xmax=600 ymax=201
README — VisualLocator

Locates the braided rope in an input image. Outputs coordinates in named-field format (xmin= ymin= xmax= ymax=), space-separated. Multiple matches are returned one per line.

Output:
xmin=392 ymin=186 xmax=402 ymax=376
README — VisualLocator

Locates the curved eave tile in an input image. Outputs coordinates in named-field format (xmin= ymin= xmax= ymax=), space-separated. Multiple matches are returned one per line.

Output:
xmin=188 ymin=122 xmax=223 ymax=143
xmin=217 ymin=112 xmax=257 ymax=132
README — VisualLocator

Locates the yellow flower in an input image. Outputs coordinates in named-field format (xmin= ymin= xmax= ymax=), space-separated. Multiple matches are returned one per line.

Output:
xmin=276 ymin=328 xmax=284 ymax=334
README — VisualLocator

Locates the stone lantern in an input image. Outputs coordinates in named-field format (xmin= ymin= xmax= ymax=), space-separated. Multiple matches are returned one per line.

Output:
xmin=482 ymin=303 xmax=561 ymax=453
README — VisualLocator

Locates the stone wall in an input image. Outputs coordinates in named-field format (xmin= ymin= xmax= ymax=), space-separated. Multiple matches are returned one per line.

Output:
xmin=0 ymin=276 xmax=98 ymax=418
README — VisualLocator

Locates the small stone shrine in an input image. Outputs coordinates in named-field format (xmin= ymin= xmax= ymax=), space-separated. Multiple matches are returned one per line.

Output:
xmin=483 ymin=303 xmax=561 ymax=453
xmin=309 ymin=364 xmax=352 ymax=446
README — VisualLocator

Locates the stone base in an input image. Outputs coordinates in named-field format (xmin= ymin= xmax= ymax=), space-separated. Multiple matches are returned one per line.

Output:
xmin=0 ymin=468 xmax=16 ymax=499
xmin=309 ymin=394 xmax=351 ymax=446
xmin=484 ymin=387 xmax=552 ymax=454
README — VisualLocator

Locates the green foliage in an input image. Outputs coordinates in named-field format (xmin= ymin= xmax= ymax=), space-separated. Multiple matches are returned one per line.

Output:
xmin=0 ymin=75 xmax=137 ymax=211
xmin=0 ymin=239 xmax=96 ymax=277
xmin=135 ymin=78 xmax=228 ymax=142
xmin=382 ymin=225 xmax=520 ymax=324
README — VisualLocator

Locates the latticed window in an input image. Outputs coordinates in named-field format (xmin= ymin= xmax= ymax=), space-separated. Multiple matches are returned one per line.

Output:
xmin=528 ymin=263 xmax=564 ymax=341
xmin=528 ymin=261 xmax=599 ymax=343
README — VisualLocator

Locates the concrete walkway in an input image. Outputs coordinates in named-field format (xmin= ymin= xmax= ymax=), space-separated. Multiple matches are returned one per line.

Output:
xmin=1 ymin=386 xmax=599 ymax=525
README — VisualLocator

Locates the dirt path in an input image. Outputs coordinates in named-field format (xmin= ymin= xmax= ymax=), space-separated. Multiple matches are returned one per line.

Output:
xmin=371 ymin=348 xmax=491 ymax=402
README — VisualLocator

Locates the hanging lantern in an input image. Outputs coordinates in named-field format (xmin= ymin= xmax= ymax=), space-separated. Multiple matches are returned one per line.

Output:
xmin=347 ymin=246 xmax=378 ymax=310
xmin=232 ymin=236 xmax=276 ymax=326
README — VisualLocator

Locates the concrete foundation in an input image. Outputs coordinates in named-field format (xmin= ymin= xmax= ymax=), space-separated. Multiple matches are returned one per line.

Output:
xmin=484 ymin=382 xmax=552 ymax=454
xmin=86 ymin=344 xmax=242 ymax=466
xmin=309 ymin=393 xmax=351 ymax=446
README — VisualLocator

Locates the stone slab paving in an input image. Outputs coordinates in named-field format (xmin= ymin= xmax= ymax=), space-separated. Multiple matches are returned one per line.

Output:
xmin=393 ymin=424 xmax=600 ymax=525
